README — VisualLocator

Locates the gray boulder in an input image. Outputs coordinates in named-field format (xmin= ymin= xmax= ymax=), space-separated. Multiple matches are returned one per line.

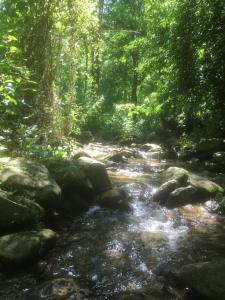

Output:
xmin=0 ymin=229 xmax=56 ymax=266
xmin=0 ymin=158 xmax=61 ymax=210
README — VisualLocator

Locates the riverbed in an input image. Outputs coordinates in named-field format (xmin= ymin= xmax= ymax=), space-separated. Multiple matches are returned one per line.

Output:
xmin=1 ymin=143 xmax=225 ymax=299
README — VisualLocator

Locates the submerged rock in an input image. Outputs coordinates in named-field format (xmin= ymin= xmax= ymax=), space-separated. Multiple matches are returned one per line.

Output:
xmin=0 ymin=189 xmax=44 ymax=232
xmin=0 ymin=229 xmax=56 ymax=266
xmin=0 ymin=158 xmax=61 ymax=210
xmin=168 ymin=260 xmax=225 ymax=300
xmin=37 ymin=278 xmax=81 ymax=299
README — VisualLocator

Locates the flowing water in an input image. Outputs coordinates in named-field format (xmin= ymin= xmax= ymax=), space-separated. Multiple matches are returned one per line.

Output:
xmin=1 ymin=143 xmax=225 ymax=299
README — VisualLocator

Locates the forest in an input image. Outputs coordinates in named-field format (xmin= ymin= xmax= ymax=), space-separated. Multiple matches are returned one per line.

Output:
xmin=1 ymin=1 xmax=225 ymax=299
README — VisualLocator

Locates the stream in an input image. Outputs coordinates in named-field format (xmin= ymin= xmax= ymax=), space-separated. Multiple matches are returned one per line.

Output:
xmin=1 ymin=143 xmax=225 ymax=299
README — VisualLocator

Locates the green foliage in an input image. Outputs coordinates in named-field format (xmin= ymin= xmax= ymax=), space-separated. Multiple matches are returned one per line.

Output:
xmin=1 ymin=0 xmax=225 ymax=151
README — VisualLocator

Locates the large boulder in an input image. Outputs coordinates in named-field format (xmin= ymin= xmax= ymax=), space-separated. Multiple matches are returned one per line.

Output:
xmin=77 ymin=156 xmax=112 ymax=194
xmin=45 ymin=158 xmax=94 ymax=213
xmin=98 ymin=188 xmax=131 ymax=211
xmin=190 ymin=177 xmax=224 ymax=198
xmin=165 ymin=167 xmax=189 ymax=185
xmin=168 ymin=260 xmax=225 ymax=300
xmin=0 ymin=229 xmax=56 ymax=266
xmin=0 ymin=158 xmax=61 ymax=210
xmin=167 ymin=185 xmax=197 ymax=209
xmin=0 ymin=189 xmax=43 ymax=232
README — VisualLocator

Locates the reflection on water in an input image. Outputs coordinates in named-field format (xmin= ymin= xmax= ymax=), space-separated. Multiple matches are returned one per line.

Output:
xmin=1 ymin=143 xmax=225 ymax=300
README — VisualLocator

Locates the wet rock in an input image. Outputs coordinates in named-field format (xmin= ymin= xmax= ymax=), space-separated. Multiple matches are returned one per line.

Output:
xmin=148 ymin=151 xmax=163 ymax=160
xmin=98 ymin=188 xmax=131 ymax=210
xmin=0 ymin=189 xmax=44 ymax=232
xmin=106 ymin=151 xmax=127 ymax=163
xmin=141 ymin=143 xmax=162 ymax=152
xmin=165 ymin=167 xmax=189 ymax=185
xmin=0 ymin=229 xmax=56 ymax=266
xmin=168 ymin=260 xmax=225 ymax=300
xmin=72 ymin=149 xmax=91 ymax=160
xmin=121 ymin=183 xmax=153 ymax=201
xmin=0 ymin=158 xmax=61 ymax=210
xmin=153 ymin=179 xmax=179 ymax=205
xmin=167 ymin=185 xmax=197 ymax=208
xmin=137 ymin=231 xmax=168 ymax=245
xmin=37 ymin=278 xmax=81 ymax=299
xmin=78 ymin=156 xmax=112 ymax=194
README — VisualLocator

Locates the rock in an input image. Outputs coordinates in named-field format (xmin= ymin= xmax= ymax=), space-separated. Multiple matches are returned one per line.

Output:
xmin=137 ymin=231 xmax=168 ymax=244
xmin=46 ymin=158 xmax=92 ymax=194
xmin=178 ymin=150 xmax=197 ymax=161
xmin=98 ymin=188 xmax=131 ymax=210
xmin=190 ymin=176 xmax=224 ymax=199
xmin=165 ymin=167 xmax=189 ymax=185
xmin=167 ymin=185 xmax=197 ymax=208
xmin=196 ymin=138 xmax=225 ymax=154
xmin=0 ymin=158 xmax=61 ymax=210
xmin=106 ymin=152 xmax=126 ymax=163
xmin=120 ymin=149 xmax=134 ymax=158
xmin=170 ymin=260 xmax=225 ymax=300
xmin=152 ymin=179 xmax=179 ymax=205
xmin=38 ymin=278 xmax=83 ymax=300
xmin=77 ymin=156 xmax=112 ymax=194
xmin=45 ymin=158 xmax=94 ymax=213
xmin=212 ymin=151 xmax=225 ymax=163
xmin=0 ymin=229 xmax=56 ymax=266
xmin=141 ymin=143 xmax=162 ymax=152
xmin=0 ymin=189 xmax=44 ymax=232
xmin=72 ymin=149 xmax=91 ymax=160
xmin=154 ymin=166 xmax=223 ymax=208
xmin=149 ymin=151 xmax=164 ymax=160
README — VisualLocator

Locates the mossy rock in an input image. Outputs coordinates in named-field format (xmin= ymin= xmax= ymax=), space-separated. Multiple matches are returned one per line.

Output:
xmin=0 ymin=158 xmax=61 ymax=210
xmin=165 ymin=167 xmax=189 ymax=185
